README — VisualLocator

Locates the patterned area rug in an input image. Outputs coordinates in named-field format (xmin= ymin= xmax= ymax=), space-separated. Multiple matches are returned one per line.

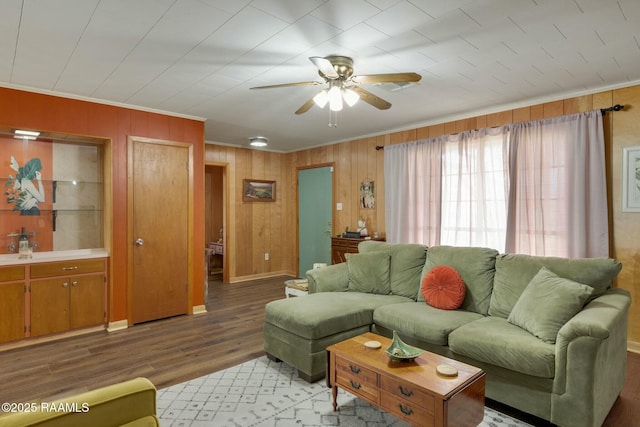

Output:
xmin=157 ymin=356 xmax=533 ymax=427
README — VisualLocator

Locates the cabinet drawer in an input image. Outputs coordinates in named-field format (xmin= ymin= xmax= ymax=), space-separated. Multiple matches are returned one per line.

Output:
xmin=0 ymin=266 xmax=25 ymax=282
xmin=380 ymin=390 xmax=435 ymax=427
xmin=380 ymin=376 xmax=435 ymax=412
xmin=335 ymin=356 xmax=378 ymax=401
xmin=30 ymin=259 xmax=105 ymax=278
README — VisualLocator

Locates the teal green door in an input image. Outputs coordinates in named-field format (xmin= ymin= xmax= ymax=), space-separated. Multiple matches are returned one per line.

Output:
xmin=298 ymin=166 xmax=333 ymax=277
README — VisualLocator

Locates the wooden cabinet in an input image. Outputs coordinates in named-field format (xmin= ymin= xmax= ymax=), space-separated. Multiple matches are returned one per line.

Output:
xmin=0 ymin=257 xmax=107 ymax=344
xmin=331 ymin=237 xmax=385 ymax=264
xmin=30 ymin=259 xmax=106 ymax=337
xmin=0 ymin=266 xmax=26 ymax=343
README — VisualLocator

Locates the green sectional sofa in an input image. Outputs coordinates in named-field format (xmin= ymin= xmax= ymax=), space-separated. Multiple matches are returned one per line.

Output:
xmin=263 ymin=241 xmax=630 ymax=427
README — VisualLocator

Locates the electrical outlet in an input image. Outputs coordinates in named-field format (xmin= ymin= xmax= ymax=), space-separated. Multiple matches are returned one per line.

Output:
xmin=336 ymin=202 xmax=343 ymax=211
xmin=264 ymin=253 xmax=269 ymax=261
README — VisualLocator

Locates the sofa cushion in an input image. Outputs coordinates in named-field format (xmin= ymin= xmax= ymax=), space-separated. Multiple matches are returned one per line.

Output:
xmin=449 ymin=317 xmax=556 ymax=378
xmin=264 ymin=292 xmax=411 ymax=340
xmin=373 ymin=302 xmax=483 ymax=346
xmin=358 ymin=241 xmax=427 ymax=299
xmin=489 ymin=253 xmax=622 ymax=319
xmin=507 ymin=267 xmax=593 ymax=344
xmin=345 ymin=252 xmax=391 ymax=294
xmin=421 ymin=266 xmax=466 ymax=310
xmin=418 ymin=246 xmax=498 ymax=315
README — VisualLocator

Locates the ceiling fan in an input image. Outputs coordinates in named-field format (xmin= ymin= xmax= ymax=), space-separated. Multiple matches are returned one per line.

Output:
xmin=250 ymin=55 xmax=422 ymax=115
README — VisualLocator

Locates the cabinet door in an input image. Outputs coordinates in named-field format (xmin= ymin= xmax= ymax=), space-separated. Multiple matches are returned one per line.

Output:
xmin=0 ymin=282 xmax=25 ymax=343
xmin=31 ymin=278 xmax=70 ymax=337
xmin=70 ymin=274 xmax=105 ymax=329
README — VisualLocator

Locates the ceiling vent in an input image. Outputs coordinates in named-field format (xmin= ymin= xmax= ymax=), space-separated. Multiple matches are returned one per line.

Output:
xmin=377 ymin=81 xmax=417 ymax=92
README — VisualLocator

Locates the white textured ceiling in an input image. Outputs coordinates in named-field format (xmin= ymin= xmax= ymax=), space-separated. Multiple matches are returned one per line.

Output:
xmin=1 ymin=0 xmax=639 ymax=152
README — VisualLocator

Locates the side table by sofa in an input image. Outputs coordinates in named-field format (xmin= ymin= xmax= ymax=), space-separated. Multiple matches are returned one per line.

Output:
xmin=285 ymin=279 xmax=309 ymax=298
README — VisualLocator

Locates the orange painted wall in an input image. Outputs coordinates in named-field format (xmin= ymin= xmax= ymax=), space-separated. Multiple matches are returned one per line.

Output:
xmin=0 ymin=87 xmax=205 ymax=322
xmin=1 ymin=137 xmax=54 ymax=252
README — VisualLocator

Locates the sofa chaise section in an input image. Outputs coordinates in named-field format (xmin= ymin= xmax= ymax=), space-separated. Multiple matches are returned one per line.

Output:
xmin=264 ymin=291 xmax=411 ymax=381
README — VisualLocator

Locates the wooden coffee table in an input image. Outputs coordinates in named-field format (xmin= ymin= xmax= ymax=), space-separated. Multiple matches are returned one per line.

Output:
xmin=326 ymin=332 xmax=485 ymax=427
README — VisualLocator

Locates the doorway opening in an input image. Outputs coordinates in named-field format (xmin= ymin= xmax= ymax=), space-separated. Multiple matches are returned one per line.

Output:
xmin=205 ymin=164 xmax=227 ymax=285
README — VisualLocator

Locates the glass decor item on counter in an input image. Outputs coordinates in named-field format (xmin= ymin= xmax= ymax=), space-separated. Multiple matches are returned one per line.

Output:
xmin=18 ymin=227 xmax=31 ymax=259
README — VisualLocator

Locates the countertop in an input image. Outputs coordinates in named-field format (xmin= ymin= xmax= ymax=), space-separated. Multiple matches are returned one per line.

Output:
xmin=0 ymin=249 xmax=109 ymax=266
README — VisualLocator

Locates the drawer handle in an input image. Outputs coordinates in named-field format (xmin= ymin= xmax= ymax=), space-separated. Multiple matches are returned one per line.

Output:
xmin=71 ymin=281 xmax=78 ymax=287
xmin=398 ymin=404 xmax=414 ymax=416
xmin=349 ymin=380 xmax=361 ymax=390
xmin=349 ymin=365 xmax=360 ymax=374
xmin=399 ymin=386 xmax=414 ymax=397
xmin=62 ymin=266 xmax=78 ymax=271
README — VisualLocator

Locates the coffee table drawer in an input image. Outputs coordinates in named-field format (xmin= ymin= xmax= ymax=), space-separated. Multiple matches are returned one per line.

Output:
xmin=335 ymin=356 xmax=378 ymax=401
xmin=335 ymin=356 xmax=377 ymax=385
xmin=381 ymin=390 xmax=435 ymax=427
xmin=380 ymin=375 xmax=435 ymax=412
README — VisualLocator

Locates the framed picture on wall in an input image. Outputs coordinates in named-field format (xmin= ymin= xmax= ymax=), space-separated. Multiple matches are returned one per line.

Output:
xmin=243 ymin=179 xmax=276 ymax=202
xmin=360 ymin=179 xmax=374 ymax=209
xmin=622 ymin=146 xmax=640 ymax=212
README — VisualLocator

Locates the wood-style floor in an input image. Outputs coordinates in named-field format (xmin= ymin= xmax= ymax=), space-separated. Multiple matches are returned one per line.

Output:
xmin=0 ymin=275 xmax=638 ymax=427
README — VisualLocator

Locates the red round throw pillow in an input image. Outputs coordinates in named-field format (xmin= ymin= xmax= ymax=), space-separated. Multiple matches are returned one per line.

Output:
xmin=421 ymin=266 xmax=466 ymax=310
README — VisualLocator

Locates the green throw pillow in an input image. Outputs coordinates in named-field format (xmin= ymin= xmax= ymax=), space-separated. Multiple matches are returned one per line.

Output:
xmin=507 ymin=267 xmax=593 ymax=344
xmin=345 ymin=252 xmax=391 ymax=295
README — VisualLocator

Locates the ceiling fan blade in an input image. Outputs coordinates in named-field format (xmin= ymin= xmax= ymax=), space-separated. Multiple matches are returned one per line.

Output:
xmin=295 ymin=97 xmax=316 ymax=115
xmin=350 ymin=86 xmax=392 ymax=110
xmin=309 ymin=56 xmax=339 ymax=79
xmin=351 ymin=72 xmax=422 ymax=85
xmin=250 ymin=81 xmax=321 ymax=90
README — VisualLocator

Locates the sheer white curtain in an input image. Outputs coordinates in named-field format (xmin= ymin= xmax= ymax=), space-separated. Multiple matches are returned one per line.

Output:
xmin=384 ymin=138 xmax=443 ymax=244
xmin=440 ymin=128 xmax=509 ymax=251
xmin=384 ymin=110 xmax=608 ymax=257
xmin=505 ymin=110 xmax=608 ymax=257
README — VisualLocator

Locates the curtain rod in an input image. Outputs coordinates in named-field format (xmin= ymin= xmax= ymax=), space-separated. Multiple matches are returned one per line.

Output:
xmin=601 ymin=104 xmax=624 ymax=115
xmin=375 ymin=104 xmax=625 ymax=151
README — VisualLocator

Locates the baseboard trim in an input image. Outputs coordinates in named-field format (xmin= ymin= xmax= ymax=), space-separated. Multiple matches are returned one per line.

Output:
xmin=628 ymin=341 xmax=640 ymax=354
xmin=193 ymin=305 xmax=207 ymax=315
xmin=229 ymin=270 xmax=297 ymax=283
xmin=0 ymin=326 xmax=104 ymax=352
xmin=107 ymin=320 xmax=129 ymax=332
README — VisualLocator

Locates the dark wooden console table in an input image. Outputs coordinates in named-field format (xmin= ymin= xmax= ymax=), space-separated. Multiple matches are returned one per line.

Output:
xmin=331 ymin=236 xmax=384 ymax=264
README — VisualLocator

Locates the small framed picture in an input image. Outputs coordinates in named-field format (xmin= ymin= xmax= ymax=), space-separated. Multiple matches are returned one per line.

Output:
xmin=360 ymin=179 xmax=374 ymax=209
xmin=622 ymin=146 xmax=640 ymax=212
xmin=243 ymin=179 xmax=276 ymax=202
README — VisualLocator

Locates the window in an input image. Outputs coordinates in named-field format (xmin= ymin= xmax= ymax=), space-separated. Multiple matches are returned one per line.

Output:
xmin=385 ymin=111 xmax=608 ymax=258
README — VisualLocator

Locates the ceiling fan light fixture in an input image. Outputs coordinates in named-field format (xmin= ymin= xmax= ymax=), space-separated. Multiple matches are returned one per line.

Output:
xmin=249 ymin=136 xmax=268 ymax=147
xmin=328 ymin=85 xmax=343 ymax=111
xmin=313 ymin=90 xmax=328 ymax=108
xmin=342 ymin=88 xmax=359 ymax=107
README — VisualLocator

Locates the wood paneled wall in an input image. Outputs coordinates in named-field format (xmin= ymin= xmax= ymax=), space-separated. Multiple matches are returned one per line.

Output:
xmin=204 ymin=145 xmax=296 ymax=281
xmin=285 ymin=86 xmax=640 ymax=344
xmin=204 ymin=86 xmax=638 ymax=346
xmin=0 ymin=87 xmax=205 ymax=323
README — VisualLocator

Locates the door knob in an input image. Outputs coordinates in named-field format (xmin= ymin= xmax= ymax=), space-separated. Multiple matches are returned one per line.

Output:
xmin=135 ymin=238 xmax=144 ymax=246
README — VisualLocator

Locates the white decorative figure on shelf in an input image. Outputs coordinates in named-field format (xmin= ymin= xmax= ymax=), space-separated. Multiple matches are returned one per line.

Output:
xmin=357 ymin=218 xmax=368 ymax=237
